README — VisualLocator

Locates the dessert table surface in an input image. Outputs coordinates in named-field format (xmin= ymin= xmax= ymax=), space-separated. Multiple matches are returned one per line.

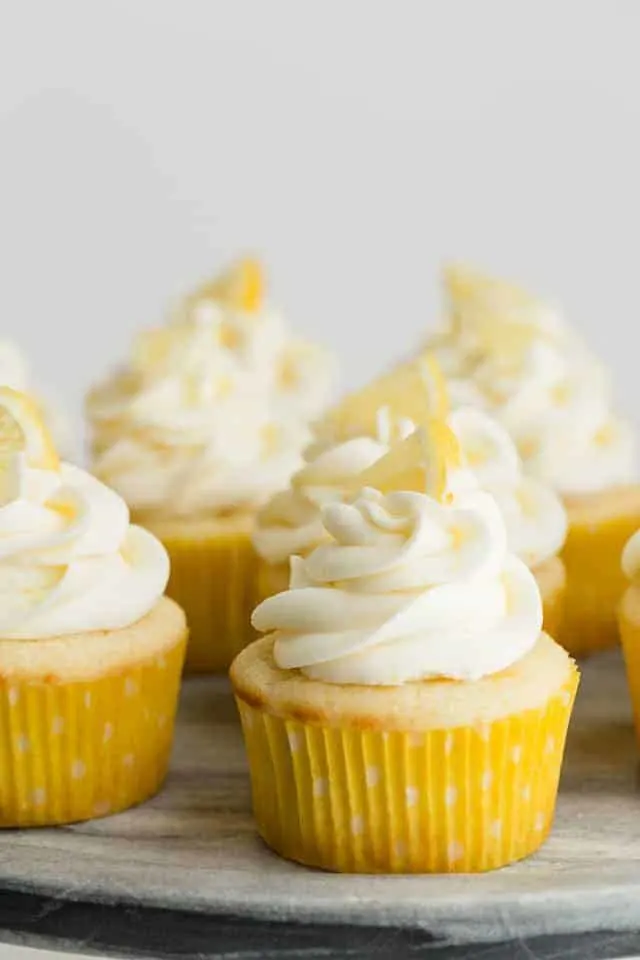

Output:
xmin=2 ymin=653 xmax=640 ymax=959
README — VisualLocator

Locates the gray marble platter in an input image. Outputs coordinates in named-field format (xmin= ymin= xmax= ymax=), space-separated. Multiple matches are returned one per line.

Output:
xmin=1 ymin=652 xmax=640 ymax=958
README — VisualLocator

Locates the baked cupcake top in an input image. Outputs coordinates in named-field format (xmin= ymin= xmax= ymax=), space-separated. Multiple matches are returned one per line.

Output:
xmin=87 ymin=259 xmax=336 ymax=519
xmin=252 ymin=418 xmax=543 ymax=685
xmin=427 ymin=264 xmax=637 ymax=495
xmin=254 ymin=357 xmax=567 ymax=571
xmin=0 ymin=387 xmax=169 ymax=639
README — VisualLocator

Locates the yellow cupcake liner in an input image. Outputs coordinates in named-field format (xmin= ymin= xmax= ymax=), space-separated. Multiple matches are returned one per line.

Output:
xmin=235 ymin=670 xmax=578 ymax=873
xmin=561 ymin=513 xmax=637 ymax=657
xmin=619 ymin=594 xmax=640 ymax=745
xmin=541 ymin=583 xmax=564 ymax=641
xmin=160 ymin=529 xmax=259 ymax=674
xmin=257 ymin=559 xmax=289 ymax=605
xmin=0 ymin=635 xmax=185 ymax=828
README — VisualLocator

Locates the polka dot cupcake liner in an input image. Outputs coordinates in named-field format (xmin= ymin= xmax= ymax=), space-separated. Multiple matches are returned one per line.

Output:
xmin=235 ymin=671 xmax=579 ymax=874
xmin=151 ymin=524 xmax=259 ymax=674
xmin=0 ymin=634 xmax=186 ymax=827
xmin=560 ymin=501 xmax=640 ymax=657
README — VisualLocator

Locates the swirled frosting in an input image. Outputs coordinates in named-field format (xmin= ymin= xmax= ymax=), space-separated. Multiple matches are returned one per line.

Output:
xmin=253 ymin=410 xmax=415 ymax=565
xmin=88 ymin=271 xmax=335 ymax=517
xmin=473 ymin=341 xmax=638 ymax=494
xmin=424 ymin=265 xmax=637 ymax=495
xmin=0 ymin=391 xmax=169 ymax=639
xmin=252 ymin=484 xmax=542 ymax=684
xmin=449 ymin=407 xmax=567 ymax=567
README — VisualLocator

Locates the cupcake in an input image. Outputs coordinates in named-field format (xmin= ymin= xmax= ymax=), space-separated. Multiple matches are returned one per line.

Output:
xmin=430 ymin=263 xmax=640 ymax=657
xmin=0 ymin=386 xmax=186 ymax=827
xmin=232 ymin=419 xmax=578 ymax=873
xmin=87 ymin=258 xmax=335 ymax=673
xmin=255 ymin=357 xmax=568 ymax=636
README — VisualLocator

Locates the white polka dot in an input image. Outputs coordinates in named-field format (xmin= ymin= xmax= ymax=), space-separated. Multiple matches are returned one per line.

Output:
xmin=312 ymin=777 xmax=327 ymax=798
xmin=490 ymin=819 xmax=502 ymax=838
xmin=51 ymin=716 xmax=65 ymax=735
xmin=83 ymin=691 xmax=92 ymax=708
xmin=480 ymin=770 xmax=493 ymax=791
xmin=534 ymin=812 xmax=545 ymax=832
xmin=94 ymin=800 xmax=111 ymax=817
xmin=544 ymin=736 xmax=556 ymax=754
xmin=448 ymin=840 xmax=464 ymax=862
xmin=409 ymin=732 xmax=423 ymax=748
xmin=560 ymin=690 xmax=571 ymax=706
xmin=511 ymin=745 xmax=523 ymax=764
xmin=103 ymin=722 xmax=114 ymax=743
xmin=405 ymin=786 xmax=419 ymax=808
xmin=350 ymin=814 xmax=364 ymax=836
xmin=7 ymin=687 xmax=19 ymax=707
xmin=31 ymin=788 xmax=46 ymax=807
xmin=381 ymin=731 xmax=390 ymax=742
xmin=287 ymin=730 xmax=301 ymax=752
xmin=124 ymin=678 xmax=138 ymax=697
xmin=15 ymin=734 xmax=29 ymax=754
xmin=522 ymin=784 xmax=531 ymax=801
xmin=444 ymin=732 xmax=454 ymax=755
xmin=365 ymin=766 xmax=380 ymax=788
xmin=71 ymin=760 xmax=86 ymax=780
xmin=444 ymin=785 xmax=458 ymax=807
xmin=122 ymin=753 xmax=135 ymax=768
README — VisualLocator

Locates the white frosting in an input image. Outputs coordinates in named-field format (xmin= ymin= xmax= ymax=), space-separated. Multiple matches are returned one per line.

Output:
xmin=0 ymin=341 xmax=72 ymax=457
xmin=0 ymin=460 xmax=169 ymax=639
xmin=252 ymin=485 xmax=542 ymax=684
xmin=473 ymin=341 xmax=638 ymax=494
xmin=88 ymin=297 xmax=335 ymax=516
xmin=449 ymin=407 xmax=567 ymax=567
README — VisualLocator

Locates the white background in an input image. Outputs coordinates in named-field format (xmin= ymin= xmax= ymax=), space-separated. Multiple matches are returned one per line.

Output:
xmin=0 ymin=2 xmax=639 ymax=957
xmin=1 ymin=0 xmax=640 ymax=441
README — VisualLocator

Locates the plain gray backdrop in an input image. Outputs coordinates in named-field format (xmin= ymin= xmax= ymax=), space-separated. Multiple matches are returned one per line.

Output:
xmin=1 ymin=0 xmax=639 ymax=443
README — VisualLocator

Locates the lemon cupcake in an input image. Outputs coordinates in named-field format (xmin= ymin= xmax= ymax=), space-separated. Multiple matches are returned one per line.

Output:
xmin=255 ymin=358 xmax=568 ymax=636
xmin=232 ymin=421 xmax=578 ymax=873
xmin=434 ymin=264 xmax=640 ymax=657
xmin=0 ymin=387 xmax=186 ymax=827
xmin=87 ymin=258 xmax=335 ymax=673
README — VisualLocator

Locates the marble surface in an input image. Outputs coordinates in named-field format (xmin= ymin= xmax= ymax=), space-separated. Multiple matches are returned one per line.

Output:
xmin=1 ymin=653 xmax=640 ymax=958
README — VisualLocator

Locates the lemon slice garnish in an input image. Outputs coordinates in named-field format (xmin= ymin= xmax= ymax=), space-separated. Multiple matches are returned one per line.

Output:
xmin=191 ymin=257 xmax=264 ymax=313
xmin=353 ymin=419 xmax=461 ymax=502
xmin=417 ymin=353 xmax=450 ymax=422
xmin=321 ymin=355 xmax=445 ymax=443
xmin=443 ymin=262 xmax=533 ymax=313
xmin=0 ymin=387 xmax=59 ymax=471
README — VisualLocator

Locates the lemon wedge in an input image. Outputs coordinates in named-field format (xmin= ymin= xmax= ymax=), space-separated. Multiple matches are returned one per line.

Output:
xmin=353 ymin=419 xmax=461 ymax=503
xmin=321 ymin=357 xmax=438 ymax=442
xmin=0 ymin=387 xmax=59 ymax=471
xmin=191 ymin=257 xmax=264 ymax=313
